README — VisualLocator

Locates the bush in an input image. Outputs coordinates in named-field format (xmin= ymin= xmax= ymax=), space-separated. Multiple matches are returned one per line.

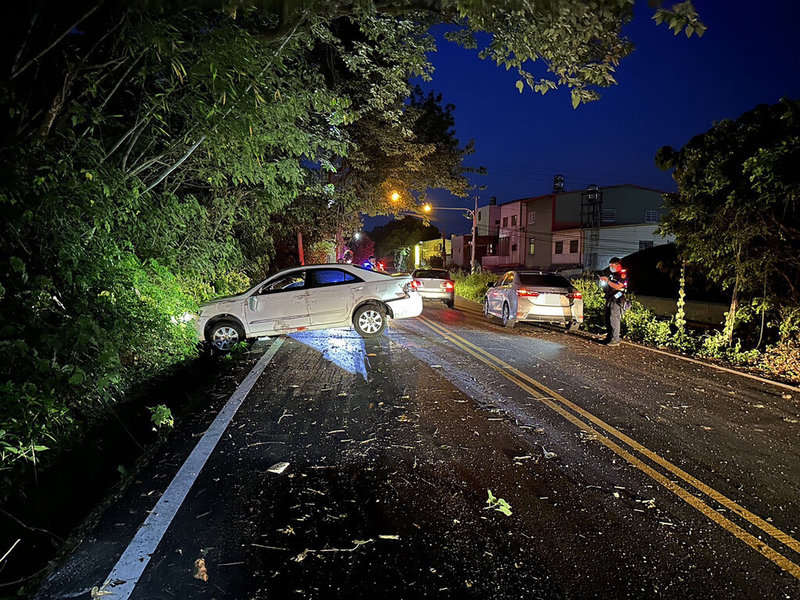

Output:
xmin=452 ymin=270 xmax=499 ymax=303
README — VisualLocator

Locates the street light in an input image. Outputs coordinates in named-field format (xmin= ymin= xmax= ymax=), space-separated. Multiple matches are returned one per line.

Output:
xmin=424 ymin=198 xmax=479 ymax=273
xmin=390 ymin=191 xmax=400 ymax=202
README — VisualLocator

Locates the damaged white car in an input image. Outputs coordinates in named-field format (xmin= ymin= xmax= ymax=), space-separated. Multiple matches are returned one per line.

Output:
xmin=196 ymin=264 xmax=422 ymax=351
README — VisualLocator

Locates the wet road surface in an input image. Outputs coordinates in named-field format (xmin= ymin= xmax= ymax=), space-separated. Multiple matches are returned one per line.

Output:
xmin=35 ymin=299 xmax=800 ymax=599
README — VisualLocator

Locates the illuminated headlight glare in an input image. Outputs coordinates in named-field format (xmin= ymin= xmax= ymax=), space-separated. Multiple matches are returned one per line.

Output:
xmin=171 ymin=312 xmax=196 ymax=325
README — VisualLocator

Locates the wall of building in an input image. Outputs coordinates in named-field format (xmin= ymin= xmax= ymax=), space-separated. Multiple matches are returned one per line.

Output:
xmin=551 ymin=230 xmax=582 ymax=266
xmin=590 ymin=224 xmax=674 ymax=271
xmin=524 ymin=195 xmax=555 ymax=268
xmin=476 ymin=204 xmax=501 ymax=237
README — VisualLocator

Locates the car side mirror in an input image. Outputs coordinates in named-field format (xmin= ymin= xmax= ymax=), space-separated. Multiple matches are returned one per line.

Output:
xmin=248 ymin=296 xmax=258 ymax=311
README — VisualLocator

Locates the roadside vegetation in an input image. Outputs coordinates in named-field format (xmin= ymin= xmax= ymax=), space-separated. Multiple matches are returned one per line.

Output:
xmin=0 ymin=2 xmax=704 ymax=486
xmin=455 ymin=271 xmax=799 ymax=385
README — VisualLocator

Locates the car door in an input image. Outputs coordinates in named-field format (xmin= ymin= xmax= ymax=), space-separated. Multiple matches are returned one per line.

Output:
xmin=305 ymin=267 xmax=363 ymax=327
xmin=489 ymin=272 xmax=513 ymax=314
xmin=247 ymin=269 xmax=310 ymax=335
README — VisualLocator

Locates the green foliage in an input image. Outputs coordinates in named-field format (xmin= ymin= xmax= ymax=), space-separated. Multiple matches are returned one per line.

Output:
xmin=486 ymin=489 xmax=512 ymax=516
xmin=371 ymin=217 xmax=441 ymax=271
xmin=452 ymin=270 xmax=499 ymax=303
xmin=0 ymin=0 xmax=706 ymax=475
xmin=148 ymin=405 xmax=174 ymax=429
xmin=657 ymin=99 xmax=800 ymax=305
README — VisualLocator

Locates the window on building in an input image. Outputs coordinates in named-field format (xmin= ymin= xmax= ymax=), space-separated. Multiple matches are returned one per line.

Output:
xmin=495 ymin=220 xmax=500 ymax=226
xmin=639 ymin=240 xmax=654 ymax=251
xmin=487 ymin=243 xmax=494 ymax=255
xmin=528 ymin=212 xmax=536 ymax=224
xmin=555 ymin=241 xmax=564 ymax=254
xmin=569 ymin=239 xmax=579 ymax=254
xmin=511 ymin=215 xmax=517 ymax=226
xmin=502 ymin=216 xmax=508 ymax=227
xmin=529 ymin=241 xmax=535 ymax=255
xmin=644 ymin=210 xmax=658 ymax=223
xmin=511 ymin=244 xmax=518 ymax=251
xmin=601 ymin=208 xmax=616 ymax=223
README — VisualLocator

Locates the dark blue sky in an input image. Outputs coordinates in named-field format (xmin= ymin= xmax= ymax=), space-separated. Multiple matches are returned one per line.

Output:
xmin=366 ymin=0 xmax=800 ymax=237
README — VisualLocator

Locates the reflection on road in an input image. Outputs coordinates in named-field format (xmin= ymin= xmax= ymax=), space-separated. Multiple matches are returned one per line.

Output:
xmin=289 ymin=329 xmax=369 ymax=380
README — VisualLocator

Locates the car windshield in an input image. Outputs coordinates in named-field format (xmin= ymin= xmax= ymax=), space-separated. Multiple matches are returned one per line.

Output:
xmin=414 ymin=270 xmax=449 ymax=279
xmin=518 ymin=274 xmax=571 ymax=288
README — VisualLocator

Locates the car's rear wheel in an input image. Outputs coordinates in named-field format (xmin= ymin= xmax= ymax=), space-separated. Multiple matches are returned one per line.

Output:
xmin=353 ymin=304 xmax=386 ymax=337
xmin=501 ymin=303 xmax=515 ymax=328
xmin=445 ymin=298 xmax=454 ymax=308
xmin=208 ymin=320 xmax=245 ymax=352
xmin=567 ymin=320 xmax=580 ymax=332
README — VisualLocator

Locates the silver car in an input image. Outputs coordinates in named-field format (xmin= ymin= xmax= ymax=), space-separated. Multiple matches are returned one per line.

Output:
xmin=411 ymin=268 xmax=455 ymax=308
xmin=197 ymin=264 xmax=423 ymax=351
xmin=484 ymin=271 xmax=583 ymax=331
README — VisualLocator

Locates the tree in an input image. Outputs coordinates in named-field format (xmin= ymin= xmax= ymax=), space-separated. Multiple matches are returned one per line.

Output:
xmin=0 ymin=0 xmax=703 ymax=471
xmin=656 ymin=99 xmax=800 ymax=340
xmin=371 ymin=217 xmax=440 ymax=270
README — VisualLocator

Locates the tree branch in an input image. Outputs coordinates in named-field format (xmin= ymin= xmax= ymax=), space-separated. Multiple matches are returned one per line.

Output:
xmin=11 ymin=0 xmax=106 ymax=80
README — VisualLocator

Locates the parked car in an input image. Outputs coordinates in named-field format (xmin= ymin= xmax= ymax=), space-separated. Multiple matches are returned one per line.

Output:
xmin=411 ymin=268 xmax=455 ymax=308
xmin=197 ymin=264 xmax=423 ymax=351
xmin=483 ymin=271 xmax=583 ymax=330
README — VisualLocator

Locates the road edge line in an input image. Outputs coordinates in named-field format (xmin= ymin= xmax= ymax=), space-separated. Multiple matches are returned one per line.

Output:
xmin=97 ymin=338 xmax=284 ymax=598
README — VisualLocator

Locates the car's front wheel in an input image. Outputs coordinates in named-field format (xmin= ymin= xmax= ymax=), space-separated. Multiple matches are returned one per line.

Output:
xmin=501 ymin=303 xmax=515 ymax=328
xmin=353 ymin=304 xmax=386 ymax=337
xmin=207 ymin=320 xmax=245 ymax=352
xmin=483 ymin=298 xmax=491 ymax=318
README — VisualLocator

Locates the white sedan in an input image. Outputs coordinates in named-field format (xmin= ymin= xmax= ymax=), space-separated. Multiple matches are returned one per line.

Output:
xmin=196 ymin=264 xmax=422 ymax=351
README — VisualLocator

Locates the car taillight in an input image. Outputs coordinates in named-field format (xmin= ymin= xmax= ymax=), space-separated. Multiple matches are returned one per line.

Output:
xmin=516 ymin=288 xmax=539 ymax=297
xmin=411 ymin=280 xmax=422 ymax=289
xmin=567 ymin=291 xmax=582 ymax=300
xmin=444 ymin=281 xmax=454 ymax=291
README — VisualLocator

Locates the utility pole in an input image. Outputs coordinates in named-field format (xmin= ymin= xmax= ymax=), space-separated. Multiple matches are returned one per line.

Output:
xmin=297 ymin=231 xmax=305 ymax=265
xmin=471 ymin=195 xmax=478 ymax=273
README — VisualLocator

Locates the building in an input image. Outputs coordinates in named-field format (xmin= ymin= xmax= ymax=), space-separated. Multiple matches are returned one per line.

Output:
xmin=476 ymin=183 xmax=673 ymax=272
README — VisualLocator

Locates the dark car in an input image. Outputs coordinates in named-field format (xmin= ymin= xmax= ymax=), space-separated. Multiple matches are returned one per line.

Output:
xmin=411 ymin=268 xmax=455 ymax=308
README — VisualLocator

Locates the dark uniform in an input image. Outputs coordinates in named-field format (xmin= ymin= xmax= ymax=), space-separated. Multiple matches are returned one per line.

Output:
xmin=604 ymin=267 xmax=628 ymax=344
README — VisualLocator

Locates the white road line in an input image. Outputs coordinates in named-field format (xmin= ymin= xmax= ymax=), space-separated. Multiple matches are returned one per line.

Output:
xmin=99 ymin=338 xmax=284 ymax=599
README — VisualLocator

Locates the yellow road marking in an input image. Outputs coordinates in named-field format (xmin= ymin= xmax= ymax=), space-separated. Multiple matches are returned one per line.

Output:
xmin=418 ymin=316 xmax=800 ymax=580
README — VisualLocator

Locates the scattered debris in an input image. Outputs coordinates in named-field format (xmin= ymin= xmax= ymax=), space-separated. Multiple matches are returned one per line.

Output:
xmin=486 ymin=489 xmax=512 ymax=516
xmin=542 ymin=448 xmax=557 ymax=459
xmin=193 ymin=558 xmax=209 ymax=582
xmin=378 ymin=534 xmax=400 ymax=540
xmin=512 ymin=455 xmax=532 ymax=461
xmin=267 ymin=462 xmax=290 ymax=475
xmin=90 ymin=583 xmax=112 ymax=598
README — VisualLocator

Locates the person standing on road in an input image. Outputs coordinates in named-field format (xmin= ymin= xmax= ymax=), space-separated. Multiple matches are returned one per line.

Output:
xmin=599 ymin=257 xmax=628 ymax=346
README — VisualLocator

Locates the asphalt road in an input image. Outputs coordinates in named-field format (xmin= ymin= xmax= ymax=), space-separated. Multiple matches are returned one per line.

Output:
xmin=35 ymin=298 xmax=800 ymax=599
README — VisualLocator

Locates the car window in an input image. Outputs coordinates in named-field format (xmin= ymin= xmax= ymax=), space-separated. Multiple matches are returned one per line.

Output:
xmin=260 ymin=271 xmax=306 ymax=294
xmin=413 ymin=270 xmax=449 ymax=279
xmin=308 ymin=269 xmax=360 ymax=287
xmin=499 ymin=273 xmax=513 ymax=286
xmin=518 ymin=274 xmax=571 ymax=288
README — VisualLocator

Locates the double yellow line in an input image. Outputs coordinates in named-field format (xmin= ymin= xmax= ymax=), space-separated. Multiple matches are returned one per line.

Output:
xmin=418 ymin=315 xmax=800 ymax=581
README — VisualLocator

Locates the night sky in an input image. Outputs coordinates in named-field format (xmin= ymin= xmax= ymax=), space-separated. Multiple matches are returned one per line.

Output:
xmin=366 ymin=0 xmax=800 ymax=237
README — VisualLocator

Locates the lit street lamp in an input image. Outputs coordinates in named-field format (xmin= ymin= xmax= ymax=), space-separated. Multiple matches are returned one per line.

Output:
xmin=423 ymin=197 xmax=479 ymax=273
